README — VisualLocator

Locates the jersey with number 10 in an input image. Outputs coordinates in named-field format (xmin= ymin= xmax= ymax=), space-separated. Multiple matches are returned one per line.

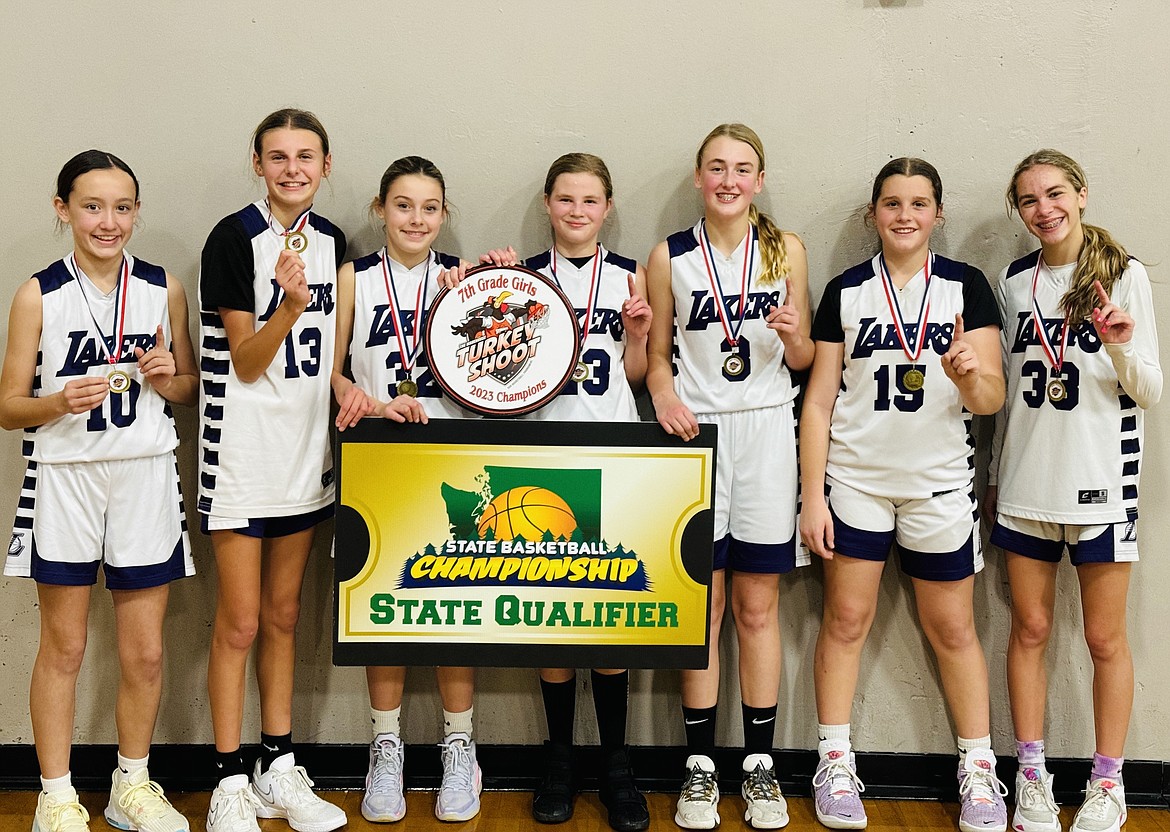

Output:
xmin=26 ymin=254 xmax=177 ymax=464
xmin=198 ymin=201 xmax=345 ymax=519
xmin=811 ymin=253 xmax=999 ymax=498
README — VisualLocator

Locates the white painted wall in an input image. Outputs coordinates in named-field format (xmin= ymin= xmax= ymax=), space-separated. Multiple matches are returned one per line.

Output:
xmin=1 ymin=1 xmax=1166 ymax=761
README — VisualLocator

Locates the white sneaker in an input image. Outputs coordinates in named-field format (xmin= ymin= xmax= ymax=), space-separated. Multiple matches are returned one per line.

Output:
xmin=252 ymin=753 xmax=347 ymax=832
xmin=741 ymin=753 xmax=789 ymax=830
xmin=362 ymin=733 xmax=406 ymax=822
xmin=32 ymin=788 xmax=91 ymax=832
xmin=1071 ymin=778 xmax=1126 ymax=832
xmin=435 ymin=732 xmax=482 ymax=822
xmin=205 ymin=775 xmax=261 ymax=832
xmin=675 ymin=754 xmax=720 ymax=830
xmin=1013 ymin=766 xmax=1060 ymax=832
xmin=103 ymin=768 xmax=189 ymax=832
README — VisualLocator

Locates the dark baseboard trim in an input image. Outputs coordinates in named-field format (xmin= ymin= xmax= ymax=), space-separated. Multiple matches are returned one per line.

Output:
xmin=1 ymin=744 xmax=1166 ymax=808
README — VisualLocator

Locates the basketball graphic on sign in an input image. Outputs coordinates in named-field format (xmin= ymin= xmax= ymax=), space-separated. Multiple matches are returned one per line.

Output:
xmin=476 ymin=486 xmax=578 ymax=541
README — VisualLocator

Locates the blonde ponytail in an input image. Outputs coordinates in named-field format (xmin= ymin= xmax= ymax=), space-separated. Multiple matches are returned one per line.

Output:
xmin=750 ymin=204 xmax=791 ymax=287
xmin=1062 ymin=224 xmax=1130 ymax=321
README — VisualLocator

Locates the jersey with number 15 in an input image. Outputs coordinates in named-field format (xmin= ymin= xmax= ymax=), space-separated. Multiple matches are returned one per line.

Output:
xmin=811 ymin=253 xmax=999 ymax=499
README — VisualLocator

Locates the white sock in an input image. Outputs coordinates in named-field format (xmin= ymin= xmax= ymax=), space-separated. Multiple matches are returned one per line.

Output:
xmin=444 ymin=707 xmax=474 ymax=737
xmin=41 ymin=772 xmax=72 ymax=795
xmin=818 ymin=723 xmax=851 ymax=757
xmin=117 ymin=752 xmax=149 ymax=775
xmin=371 ymin=706 xmax=401 ymax=740
xmin=957 ymin=734 xmax=992 ymax=760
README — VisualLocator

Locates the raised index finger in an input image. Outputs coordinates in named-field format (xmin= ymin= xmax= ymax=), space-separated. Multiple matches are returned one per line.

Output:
xmin=1093 ymin=280 xmax=1111 ymax=307
xmin=627 ymin=274 xmax=637 ymax=298
xmin=953 ymin=313 xmax=965 ymax=342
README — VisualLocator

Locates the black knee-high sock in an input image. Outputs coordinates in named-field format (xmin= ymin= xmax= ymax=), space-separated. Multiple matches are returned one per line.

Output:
xmin=741 ymin=703 xmax=777 ymax=757
xmin=590 ymin=670 xmax=629 ymax=754
xmin=260 ymin=732 xmax=293 ymax=772
xmin=541 ymin=676 xmax=577 ymax=745
xmin=682 ymin=704 xmax=718 ymax=759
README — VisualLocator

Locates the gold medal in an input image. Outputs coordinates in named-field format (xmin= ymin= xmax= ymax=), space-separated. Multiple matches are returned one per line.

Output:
xmin=396 ymin=379 xmax=419 ymax=397
xmin=108 ymin=369 xmax=132 ymax=394
xmin=572 ymin=362 xmax=589 ymax=383
xmin=902 ymin=368 xmax=925 ymax=392
xmin=723 ymin=353 xmax=746 ymax=377
xmin=285 ymin=231 xmax=308 ymax=253
xmin=1046 ymin=378 xmax=1067 ymax=403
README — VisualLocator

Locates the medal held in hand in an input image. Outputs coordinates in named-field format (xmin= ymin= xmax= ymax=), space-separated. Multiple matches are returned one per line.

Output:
xmin=68 ymin=253 xmax=136 ymax=393
xmin=107 ymin=369 xmax=132 ymax=394
xmin=284 ymin=231 xmax=308 ymax=253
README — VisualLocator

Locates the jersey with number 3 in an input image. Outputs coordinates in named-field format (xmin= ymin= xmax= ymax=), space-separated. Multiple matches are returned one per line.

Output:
xmin=27 ymin=254 xmax=177 ymax=464
xmin=992 ymin=253 xmax=1158 ymax=524
xmin=349 ymin=248 xmax=469 ymax=419
xmin=667 ymin=221 xmax=794 ymax=414
xmin=812 ymin=253 xmax=999 ymax=498
xmin=198 ymin=201 xmax=345 ymax=518
xmin=522 ymin=247 xmax=639 ymax=421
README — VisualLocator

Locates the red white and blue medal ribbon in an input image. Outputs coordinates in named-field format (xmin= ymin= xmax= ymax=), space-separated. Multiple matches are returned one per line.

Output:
xmin=263 ymin=201 xmax=311 ymax=252
xmin=699 ymin=220 xmax=754 ymax=353
xmin=878 ymin=252 xmax=932 ymax=391
xmin=67 ymin=252 xmax=133 ymax=392
xmin=1029 ymin=255 xmax=1070 ymax=402
xmin=381 ymin=248 xmax=431 ymax=387
xmin=548 ymin=244 xmax=603 ymax=359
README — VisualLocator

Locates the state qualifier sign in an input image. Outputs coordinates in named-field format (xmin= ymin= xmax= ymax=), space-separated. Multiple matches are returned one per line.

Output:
xmin=424 ymin=264 xmax=580 ymax=416
xmin=333 ymin=419 xmax=716 ymax=668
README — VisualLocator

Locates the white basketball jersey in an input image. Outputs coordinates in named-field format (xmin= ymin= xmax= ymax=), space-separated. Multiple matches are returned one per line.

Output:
xmin=993 ymin=253 xmax=1159 ymax=523
xmin=521 ymin=246 xmax=640 ymax=422
xmin=812 ymin=253 xmax=1000 ymax=498
xmin=27 ymin=254 xmax=178 ymax=464
xmin=198 ymin=201 xmax=343 ymax=518
xmin=349 ymin=248 xmax=471 ymax=420
xmin=666 ymin=220 xmax=797 ymax=414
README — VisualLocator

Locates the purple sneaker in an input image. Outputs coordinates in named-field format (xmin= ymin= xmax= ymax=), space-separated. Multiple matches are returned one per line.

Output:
xmin=957 ymin=748 xmax=1008 ymax=832
xmin=812 ymin=741 xmax=867 ymax=829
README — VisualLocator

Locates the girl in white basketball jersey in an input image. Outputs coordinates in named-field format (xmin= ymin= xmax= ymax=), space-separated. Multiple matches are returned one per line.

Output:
xmin=331 ymin=156 xmax=484 ymax=824
xmin=481 ymin=152 xmax=653 ymax=832
xmin=988 ymin=150 xmax=1161 ymax=832
xmin=800 ymin=158 xmax=1006 ymax=832
xmin=199 ymin=109 xmax=346 ymax=832
xmin=0 ymin=151 xmax=197 ymax=832
xmin=645 ymin=124 xmax=814 ymax=831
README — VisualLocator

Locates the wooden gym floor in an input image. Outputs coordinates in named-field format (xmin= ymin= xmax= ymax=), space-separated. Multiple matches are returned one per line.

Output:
xmin=2 ymin=788 xmax=1169 ymax=831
